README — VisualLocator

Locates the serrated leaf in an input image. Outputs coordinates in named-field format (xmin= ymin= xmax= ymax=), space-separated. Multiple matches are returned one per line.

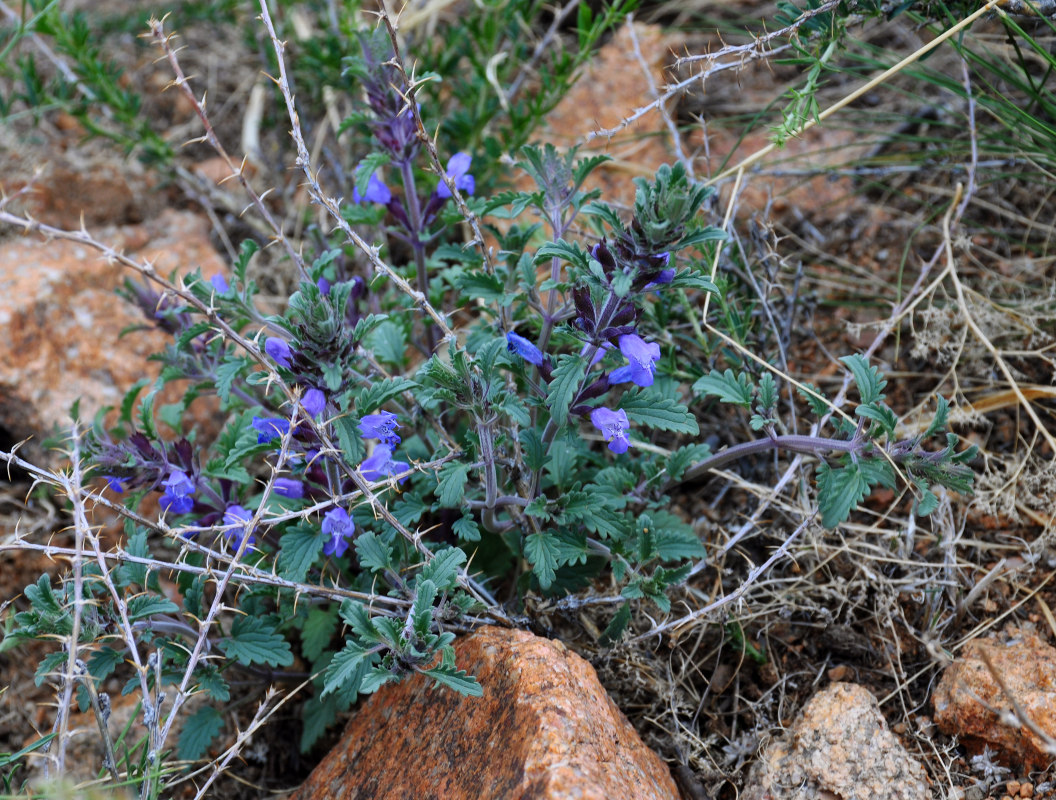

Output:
xmin=456 ymin=271 xmax=505 ymax=301
xmin=519 ymin=428 xmax=548 ymax=472
xmin=332 ymin=414 xmax=366 ymax=469
xmin=220 ymin=617 xmax=293 ymax=668
xmin=923 ymin=395 xmax=950 ymax=439
xmin=620 ymin=389 xmax=699 ymax=434
xmin=436 ymin=462 xmax=472 ymax=508
xmin=126 ymin=594 xmax=180 ymax=622
xmin=301 ymin=607 xmax=338 ymax=664
xmin=547 ymin=355 xmax=586 ymax=427
xmin=422 ymin=665 xmax=483 ymax=696
xmin=600 ymin=603 xmax=631 ymax=646
xmin=178 ymin=706 xmax=224 ymax=761
xmin=525 ymin=532 xmax=560 ymax=590
xmin=856 ymin=402 xmax=898 ymax=438
xmin=357 ymin=377 xmax=418 ymax=414
xmin=411 ymin=580 xmax=437 ymax=637
xmin=758 ymin=373 xmax=778 ymax=411
xmin=355 ymin=532 xmax=394 ymax=574
xmin=839 ymin=354 xmax=887 ymax=404
xmin=797 ymin=381 xmax=829 ymax=416
xmin=321 ymin=641 xmax=371 ymax=698
xmin=278 ymin=526 xmax=324 ymax=583
xmin=816 ymin=462 xmax=870 ymax=529
xmin=365 ymin=320 xmax=407 ymax=368
xmin=359 ymin=667 xmax=398 ymax=694
xmin=453 ymin=516 xmax=481 ymax=542
xmin=693 ymin=369 xmax=753 ymax=407
xmin=195 ymin=667 xmax=230 ymax=702
xmin=418 ymin=546 xmax=467 ymax=591
xmin=535 ymin=239 xmax=588 ymax=269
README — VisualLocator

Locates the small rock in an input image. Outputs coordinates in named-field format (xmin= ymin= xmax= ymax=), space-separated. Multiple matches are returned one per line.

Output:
xmin=291 ymin=626 xmax=680 ymax=800
xmin=1022 ymin=782 xmax=1035 ymax=797
xmin=933 ymin=627 xmax=1056 ymax=771
xmin=743 ymin=682 xmax=929 ymax=800
xmin=0 ymin=208 xmax=226 ymax=464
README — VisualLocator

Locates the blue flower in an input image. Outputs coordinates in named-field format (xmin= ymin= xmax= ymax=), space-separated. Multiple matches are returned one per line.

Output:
xmin=437 ymin=152 xmax=475 ymax=199
xmin=608 ymin=334 xmax=661 ymax=387
xmin=358 ymin=411 xmax=401 ymax=446
xmin=316 ymin=276 xmax=331 ymax=295
xmin=222 ymin=504 xmax=256 ymax=548
xmin=506 ymin=331 xmax=543 ymax=366
xmin=210 ymin=274 xmax=230 ymax=293
xmin=360 ymin=445 xmax=410 ymax=483
xmin=273 ymin=478 xmax=304 ymax=499
xmin=104 ymin=475 xmax=127 ymax=493
xmin=322 ymin=507 xmax=355 ymax=558
xmin=302 ymin=388 xmax=326 ymax=419
xmin=252 ymin=416 xmax=290 ymax=444
xmin=265 ymin=337 xmax=292 ymax=368
xmin=580 ymin=341 xmax=613 ymax=367
xmin=160 ymin=470 xmax=196 ymax=514
xmin=352 ymin=173 xmax=392 ymax=205
xmin=590 ymin=407 xmax=631 ymax=454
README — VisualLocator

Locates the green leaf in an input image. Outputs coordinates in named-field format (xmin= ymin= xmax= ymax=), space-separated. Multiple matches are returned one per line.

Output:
xmin=757 ymin=373 xmax=778 ymax=411
xmin=354 ymin=532 xmax=394 ymax=574
xmin=332 ymin=414 xmax=366 ymax=469
xmin=620 ymin=388 xmax=699 ymax=434
xmin=195 ymin=667 xmax=230 ymax=702
xmin=453 ymin=516 xmax=481 ymax=542
xmin=923 ymin=395 xmax=950 ymax=439
xmin=365 ymin=320 xmax=407 ymax=368
xmin=418 ymin=547 xmax=467 ymax=591
xmin=535 ymin=239 xmax=588 ymax=269
xmin=797 ymin=381 xmax=829 ymax=416
xmin=126 ymin=594 xmax=179 ymax=622
xmin=278 ymin=525 xmax=324 ymax=583
xmin=525 ymin=532 xmax=560 ymax=590
xmin=816 ymin=462 xmax=871 ymax=529
xmin=839 ymin=354 xmax=887 ymax=404
xmin=301 ymin=607 xmax=338 ymax=664
xmin=600 ymin=603 xmax=631 ymax=646
xmin=411 ymin=580 xmax=437 ymax=637
xmin=178 ymin=706 xmax=224 ymax=761
xmin=321 ymin=641 xmax=372 ymax=698
xmin=856 ymin=402 xmax=898 ymax=438
xmin=456 ymin=271 xmax=505 ymax=301
xmin=436 ymin=462 xmax=472 ymax=508
xmin=357 ymin=377 xmax=418 ymax=414
xmin=547 ymin=355 xmax=586 ymax=427
xmin=220 ymin=616 xmax=294 ymax=668
xmin=693 ymin=369 xmax=753 ymax=407
xmin=422 ymin=665 xmax=483 ymax=696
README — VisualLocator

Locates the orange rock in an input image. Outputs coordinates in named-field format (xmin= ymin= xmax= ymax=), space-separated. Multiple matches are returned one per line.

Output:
xmin=933 ymin=627 xmax=1056 ymax=771
xmin=290 ymin=626 xmax=680 ymax=800
xmin=0 ymin=208 xmax=227 ymax=465
xmin=744 ymin=682 xmax=929 ymax=800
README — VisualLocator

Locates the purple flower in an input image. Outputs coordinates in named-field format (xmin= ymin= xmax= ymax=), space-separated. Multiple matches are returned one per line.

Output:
xmin=274 ymin=478 xmax=304 ymax=499
xmin=360 ymin=445 xmax=410 ymax=483
xmin=580 ymin=341 xmax=613 ymax=367
xmin=609 ymin=334 xmax=661 ymax=388
xmin=253 ymin=416 xmax=290 ymax=444
xmin=302 ymin=388 xmax=326 ymax=419
xmin=210 ymin=274 xmax=230 ymax=293
xmin=358 ymin=411 xmax=401 ymax=446
xmin=160 ymin=470 xmax=196 ymax=514
xmin=104 ymin=475 xmax=126 ymax=493
xmin=437 ymin=152 xmax=475 ymax=199
xmin=506 ymin=331 xmax=543 ymax=366
xmin=316 ymin=276 xmax=331 ymax=295
xmin=222 ymin=504 xmax=256 ymax=548
xmin=590 ymin=407 xmax=632 ymax=454
xmin=265 ymin=337 xmax=292 ymax=368
xmin=352 ymin=172 xmax=392 ymax=205
xmin=322 ymin=507 xmax=355 ymax=558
